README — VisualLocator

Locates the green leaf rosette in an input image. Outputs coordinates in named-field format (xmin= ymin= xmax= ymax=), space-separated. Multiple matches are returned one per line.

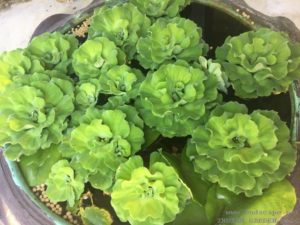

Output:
xmin=45 ymin=160 xmax=84 ymax=207
xmin=26 ymin=32 xmax=78 ymax=73
xmin=136 ymin=62 xmax=220 ymax=137
xmin=186 ymin=101 xmax=297 ymax=197
xmin=0 ymin=71 xmax=74 ymax=160
xmin=0 ymin=49 xmax=44 ymax=93
xmin=70 ymin=106 xmax=144 ymax=192
xmin=136 ymin=17 xmax=208 ymax=69
xmin=216 ymin=28 xmax=300 ymax=98
xmin=98 ymin=65 xmax=144 ymax=105
xmin=129 ymin=0 xmax=191 ymax=18
xmin=75 ymin=79 xmax=100 ymax=109
xmin=111 ymin=155 xmax=190 ymax=225
xmin=88 ymin=3 xmax=151 ymax=59
xmin=72 ymin=37 xmax=125 ymax=80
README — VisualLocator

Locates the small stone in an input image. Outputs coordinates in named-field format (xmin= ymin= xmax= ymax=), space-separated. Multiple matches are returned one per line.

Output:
xmin=83 ymin=195 xmax=89 ymax=200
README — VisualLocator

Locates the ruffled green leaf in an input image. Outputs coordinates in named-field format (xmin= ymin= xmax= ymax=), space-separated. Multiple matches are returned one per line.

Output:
xmin=80 ymin=207 xmax=113 ymax=225
xmin=45 ymin=160 xmax=85 ymax=207
xmin=72 ymin=37 xmax=125 ymax=80
xmin=157 ymin=151 xmax=210 ymax=205
xmin=19 ymin=144 xmax=62 ymax=186
xmin=111 ymin=155 xmax=190 ymax=225
xmin=88 ymin=3 xmax=151 ymax=59
xmin=186 ymin=101 xmax=297 ymax=196
xmin=136 ymin=17 xmax=208 ymax=69
xmin=216 ymin=28 xmax=300 ymax=98
xmin=129 ymin=0 xmax=191 ymax=18
xmin=136 ymin=62 xmax=220 ymax=137
xmin=167 ymin=201 xmax=209 ymax=225
xmin=195 ymin=56 xmax=229 ymax=94
xmin=221 ymin=180 xmax=296 ymax=225
xmin=26 ymin=32 xmax=78 ymax=73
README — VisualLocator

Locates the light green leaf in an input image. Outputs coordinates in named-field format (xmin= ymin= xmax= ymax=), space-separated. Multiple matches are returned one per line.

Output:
xmin=167 ymin=201 xmax=209 ymax=225
xmin=221 ymin=180 xmax=296 ymax=225
xmin=80 ymin=206 xmax=113 ymax=225
xmin=19 ymin=144 xmax=62 ymax=186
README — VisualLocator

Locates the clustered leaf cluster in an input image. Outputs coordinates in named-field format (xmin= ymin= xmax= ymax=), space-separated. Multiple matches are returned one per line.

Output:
xmin=0 ymin=0 xmax=299 ymax=224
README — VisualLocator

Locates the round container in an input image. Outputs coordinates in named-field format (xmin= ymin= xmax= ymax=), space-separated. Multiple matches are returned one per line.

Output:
xmin=1 ymin=0 xmax=299 ymax=224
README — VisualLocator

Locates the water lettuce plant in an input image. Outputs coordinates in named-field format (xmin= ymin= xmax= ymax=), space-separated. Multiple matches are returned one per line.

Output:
xmin=0 ymin=0 xmax=298 ymax=224
xmin=136 ymin=17 xmax=208 ymax=69
xmin=136 ymin=62 xmax=220 ymax=137
xmin=216 ymin=28 xmax=300 ymax=98
xmin=70 ymin=107 xmax=144 ymax=192
xmin=129 ymin=0 xmax=191 ymax=18
xmin=0 ymin=71 xmax=74 ymax=160
xmin=111 ymin=155 xmax=191 ymax=225
xmin=26 ymin=32 xmax=78 ymax=73
xmin=186 ymin=102 xmax=297 ymax=197
xmin=45 ymin=160 xmax=85 ymax=207
xmin=98 ymin=65 xmax=144 ymax=105
xmin=72 ymin=37 xmax=125 ymax=80
xmin=74 ymin=79 xmax=100 ymax=109
xmin=0 ymin=49 xmax=44 ymax=93
xmin=88 ymin=3 xmax=151 ymax=59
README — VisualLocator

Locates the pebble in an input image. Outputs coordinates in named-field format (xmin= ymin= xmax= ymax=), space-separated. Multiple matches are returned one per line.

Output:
xmin=71 ymin=18 xmax=91 ymax=38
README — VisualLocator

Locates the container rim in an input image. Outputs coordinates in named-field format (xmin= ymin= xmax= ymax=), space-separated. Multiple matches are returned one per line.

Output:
xmin=4 ymin=1 xmax=300 ymax=225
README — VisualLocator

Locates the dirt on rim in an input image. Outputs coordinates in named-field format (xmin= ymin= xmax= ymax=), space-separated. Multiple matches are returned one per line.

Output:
xmin=0 ymin=0 xmax=73 ymax=10
xmin=0 ymin=0 xmax=30 ymax=10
